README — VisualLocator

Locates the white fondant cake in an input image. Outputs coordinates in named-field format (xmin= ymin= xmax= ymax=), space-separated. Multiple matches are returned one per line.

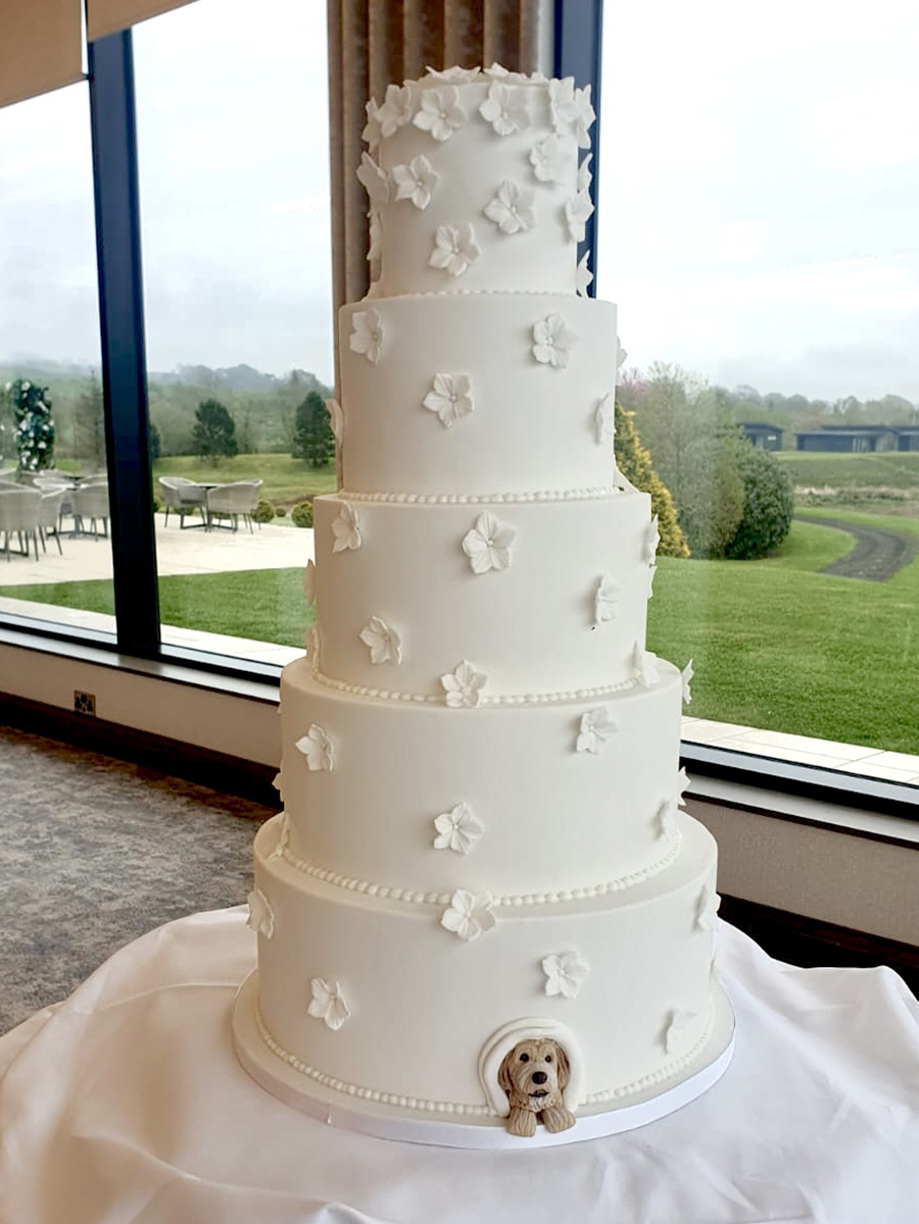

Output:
xmin=234 ymin=64 xmax=733 ymax=1145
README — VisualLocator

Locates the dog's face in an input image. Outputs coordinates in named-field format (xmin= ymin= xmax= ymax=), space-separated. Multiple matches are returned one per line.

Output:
xmin=498 ymin=1039 xmax=570 ymax=1112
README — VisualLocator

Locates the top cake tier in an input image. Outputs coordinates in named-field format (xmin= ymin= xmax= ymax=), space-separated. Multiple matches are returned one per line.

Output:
xmin=361 ymin=67 xmax=595 ymax=298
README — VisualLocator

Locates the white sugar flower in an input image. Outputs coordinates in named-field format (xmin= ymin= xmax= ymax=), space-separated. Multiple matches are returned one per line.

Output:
xmin=483 ymin=63 xmax=529 ymax=83
xmin=246 ymin=888 xmax=275 ymax=939
xmin=676 ymin=766 xmax=690 ymax=808
xmin=462 ymin=512 xmax=517 ymax=574
xmin=565 ymin=188 xmax=594 ymax=242
xmin=355 ymin=152 xmax=390 ymax=206
xmin=664 ymin=1008 xmax=697 ymax=1055
xmin=577 ymin=152 xmax=593 ymax=194
xmin=429 ymin=223 xmax=482 ymax=277
xmin=575 ymin=251 xmax=593 ymax=297
xmin=549 ymin=78 xmax=595 ymax=148
xmin=634 ymin=644 xmax=660 ymax=688
xmin=533 ymin=312 xmax=575 ymax=368
xmin=594 ymin=576 xmax=620 ymax=626
xmin=302 ymin=558 xmax=316 ymax=605
xmin=324 ymin=397 xmax=344 ymax=444
xmin=425 ymin=66 xmax=481 ymax=83
xmin=304 ymin=624 xmax=320 ymax=665
xmin=375 ymin=82 xmax=413 ymax=137
xmin=529 ymin=134 xmax=567 ymax=183
xmin=271 ymin=772 xmax=282 ymax=793
xmin=616 ymin=337 xmax=628 ymax=383
xmin=594 ymin=392 xmax=614 ymax=445
xmin=441 ymin=889 xmax=496 ymax=941
xmin=655 ymin=798 xmax=679 ymax=841
xmin=645 ymin=514 xmax=661 ymax=564
xmin=331 ymin=501 xmax=361 ymax=552
xmin=542 ymin=950 xmax=590 ymax=999
xmin=648 ymin=565 xmax=657 ymax=598
xmin=413 ymin=86 xmax=467 ymax=141
xmin=433 ymin=802 xmax=485 ymax=854
xmin=478 ymin=83 xmax=529 ymax=135
xmin=268 ymin=812 xmax=289 ymax=860
xmin=359 ymin=615 xmax=402 ymax=664
xmin=484 ymin=179 xmax=537 ymax=235
xmin=367 ymin=209 xmax=381 ymax=261
xmin=695 ymin=885 xmax=721 ymax=932
xmin=295 ymin=723 xmax=334 ymax=772
xmin=682 ymin=659 xmax=694 ymax=705
xmin=441 ymin=660 xmax=487 ymax=708
xmin=576 ymin=706 xmax=618 ymax=754
xmin=391 ymin=154 xmax=440 ymax=210
xmin=422 ymin=373 xmax=474 ymax=428
xmin=361 ymin=99 xmax=382 ymax=149
xmin=308 ymin=977 xmax=350 ymax=1030
xmin=349 ymin=308 xmax=384 ymax=364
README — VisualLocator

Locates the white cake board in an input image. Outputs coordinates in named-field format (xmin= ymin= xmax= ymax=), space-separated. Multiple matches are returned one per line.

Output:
xmin=233 ymin=970 xmax=736 ymax=1149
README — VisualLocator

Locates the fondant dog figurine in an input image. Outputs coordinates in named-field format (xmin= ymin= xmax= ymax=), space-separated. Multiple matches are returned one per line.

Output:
xmin=498 ymin=1038 xmax=576 ymax=1137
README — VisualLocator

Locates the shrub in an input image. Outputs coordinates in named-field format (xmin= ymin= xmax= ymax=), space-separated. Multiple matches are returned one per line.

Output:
xmin=723 ymin=444 xmax=794 ymax=560
xmin=614 ymin=403 xmax=689 ymax=557
xmin=290 ymin=500 xmax=314 ymax=528
xmin=274 ymin=504 xmax=287 ymax=517
xmin=253 ymin=498 xmax=275 ymax=524
xmin=676 ymin=433 xmax=745 ymax=559
xmin=6 ymin=379 xmax=55 ymax=472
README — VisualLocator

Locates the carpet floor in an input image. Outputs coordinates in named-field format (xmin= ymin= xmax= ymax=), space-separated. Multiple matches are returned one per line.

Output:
xmin=0 ymin=724 xmax=272 ymax=1034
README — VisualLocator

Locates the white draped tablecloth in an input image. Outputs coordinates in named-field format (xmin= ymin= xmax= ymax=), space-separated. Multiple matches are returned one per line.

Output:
xmin=1 ymin=908 xmax=918 ymax=1224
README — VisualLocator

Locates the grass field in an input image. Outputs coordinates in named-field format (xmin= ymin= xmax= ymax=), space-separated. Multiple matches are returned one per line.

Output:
xmin=152 ymin=454 xmax=337 ymax=508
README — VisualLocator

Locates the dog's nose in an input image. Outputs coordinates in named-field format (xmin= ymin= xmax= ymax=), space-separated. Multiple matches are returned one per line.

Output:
xmin=531 ymin=1071 xmax=548 ymax=1085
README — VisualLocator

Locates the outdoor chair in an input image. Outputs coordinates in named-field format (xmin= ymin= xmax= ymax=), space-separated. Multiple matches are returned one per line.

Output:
xmin=204 ymin=480 xmax=263 ymax=532
xmin=0 ymin=487 xmax=42 ymax=560
xmin=159 ymin=476 xmax=206 ymax=528
xmin=37 ymin=489 xmax=66 ymax=554
xmin=73 ymin=483 xmax=110 ymax=539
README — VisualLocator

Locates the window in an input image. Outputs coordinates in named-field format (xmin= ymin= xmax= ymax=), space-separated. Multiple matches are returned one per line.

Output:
xmin=597 ymin=0 xmax=919 ymax=786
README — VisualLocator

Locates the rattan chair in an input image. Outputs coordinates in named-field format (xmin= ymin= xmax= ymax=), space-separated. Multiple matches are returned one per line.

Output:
xmin=73 ymin=483 xmax=110 ymax=538
xmin=37 ymin=489 xmax=66 ymax=554
xmin=204 ymin=480 xmax=263 ymax=532
xmin=158 ymin=476 xmax=206 ymax=527
xmin=0 ymin=487 xmax=42 ymax=560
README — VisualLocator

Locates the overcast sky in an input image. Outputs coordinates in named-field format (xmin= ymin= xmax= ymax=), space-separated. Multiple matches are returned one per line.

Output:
xmin=1 ymin=0 xmax=917 ymax=402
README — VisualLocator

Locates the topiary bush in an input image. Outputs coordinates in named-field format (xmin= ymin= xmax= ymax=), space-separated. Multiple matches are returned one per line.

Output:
xmin=274 ymin=504 xmax=287 ymax=517
xmin=290 ymin=500 xmax=314 ymax=528
xmin=252 ymin=498 xmax=275 ymax=524
xmin=723 ymin=443 xmax=794 ymax=560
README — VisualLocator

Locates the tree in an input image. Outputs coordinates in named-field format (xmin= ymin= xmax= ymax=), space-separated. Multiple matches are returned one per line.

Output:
xmin=192 ymin=398 xmax=238 ymax=465
xmin=614 ymin=402 xmax=688 ymax=558
xmin=7 ymin=379 xmax=55 ymax=471
xmin=723 ymin=443 xmax=794 ymax=560
xmin=291 ymin=390 xmax=335 ymax=468
xmin=73 ymin=373 xmax=106 ymax=471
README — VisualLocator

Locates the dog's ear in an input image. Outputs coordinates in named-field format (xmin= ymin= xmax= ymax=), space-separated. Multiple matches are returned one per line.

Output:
xmin=555 ymin=1043 xmax=570 ymax=1090
xmin=497 ymin=1050 xmax=514 ymax=1096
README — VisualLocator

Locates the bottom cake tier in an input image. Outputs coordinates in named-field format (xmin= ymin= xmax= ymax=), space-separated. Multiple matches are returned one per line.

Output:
xmin=234 ymin=811 xmax=734 ymax=1145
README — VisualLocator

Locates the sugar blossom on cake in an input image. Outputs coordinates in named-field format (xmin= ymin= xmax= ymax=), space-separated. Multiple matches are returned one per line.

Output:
xmin=441 ymin=889 xmax=496 ymax=941
xmin=549 ymin=78 xmax=595 ymax=148
xmin=367 ymin=209 xmax=381 ymax=262
xmin=429 ymin=223 xmax=482 ymax=277
xmin=594 ymin=392 xmax=614 ymax=446
xmin=304 ymin=624 xmax=320 ymax=666
xmin=483 ymin=63 xmax=530 ymax=83
xmin=681 ymin=659 xmax=694 ymax=705
xmin=462 ymin=511 xmax=517 ymax=575
xmin=374 ymin=82 xmax=413 ymax=137
xmin=655 ymin=798 xmax=679 ymax=841
xmin=391 ymin=154 xmax=440 ymax=210
xmin=268 ymin=812 xmax=289 ymax=860
xmin=616 ymin=337 xmax=628 ymax=385
xmin=246 ymin=888 xmax=275 ymax=939
xmin=271 ymin=772 xmax=282 ymax=793
xmin=645 ymin=514 xmax=661 ymax=564
xmin=359 ymin=615 xmax=402 ymax=665
xmin=425 ymin=66 xmax=481 ymax=83
xmin=422 ymin=373 xmax=475 ymax=428
xmin=575 ymin=251 xmax=593 ymax=297
xmin=663 ymin=1008 xmax=697 ymax=1055
xmin=441 ymin=660 xmax=487 ymax=708
xmin=542 ymin=951 xmax=590 ymax=1000
xmin=533 ymin=313 xmax=575 ymax=368
xmin=479 ymin=83 xmax=530 ymax=135
xmin=324 ymin=397 xmax=344 ymax=444
xmin=577 ymin=152 xmax=593 ymax=194
xmin=594 ymin=576 xmax=620 ymax=626
xmin=296 ymin=723 xmax=334 ymax=772
xmin=308 ymin=977 xmax=350 ymax=1030
xmin=433 ymin=802 xmax=485 ymax=855
xmin=695 ymin=885 xmax=721 ymax=933
xmin=302 ymin=559 xmax=316 ymax=606
xmin=362 ymin=99 xmax=382 ymax=149
xmin=331 ymin=502 xmax=362 ymax=552
xmin=529 ymin=134 xmax=567 ymax=184
xmin=676 ymin=766 xmax=691 ymax=808
xmin=413 ymin=86 xmax=467 ymax=141
xmin=565 ymin=189 xmax=594 ymax=243
xmin=576 ymin=706 xmax=618 ymax=753
xmin=484 ymin=180 xmax=537 ymax=235
xmin=356 ymin=152 xmax=390 ymax=206
xmin=634 ymin=644 xmax=661 ymax=688
xmin=349 ymin=308 xmax=384 ymax=364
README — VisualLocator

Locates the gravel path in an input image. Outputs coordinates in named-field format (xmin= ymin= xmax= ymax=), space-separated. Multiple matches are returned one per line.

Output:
xmin=797 ymin=515 xmax=918 ymax=582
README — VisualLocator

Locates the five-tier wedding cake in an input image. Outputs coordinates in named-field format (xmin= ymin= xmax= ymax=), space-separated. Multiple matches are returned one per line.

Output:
xmin=233 ymin=64 xmax=734 ymax=1147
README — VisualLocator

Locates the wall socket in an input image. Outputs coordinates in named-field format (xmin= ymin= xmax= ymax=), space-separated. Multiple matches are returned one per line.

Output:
xmin=73 ymin=691 xmax=96 ymax=716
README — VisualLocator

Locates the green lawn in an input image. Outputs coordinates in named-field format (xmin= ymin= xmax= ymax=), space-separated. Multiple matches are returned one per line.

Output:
xmin=153 ymin=454 xmax=337 ymax=508
xmin=776 ymin=449 xmax=919 ymax=490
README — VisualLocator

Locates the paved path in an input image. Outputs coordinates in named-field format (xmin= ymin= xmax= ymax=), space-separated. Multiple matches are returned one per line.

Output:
xmin=796 ymin=515 xmax=917 ymax=582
